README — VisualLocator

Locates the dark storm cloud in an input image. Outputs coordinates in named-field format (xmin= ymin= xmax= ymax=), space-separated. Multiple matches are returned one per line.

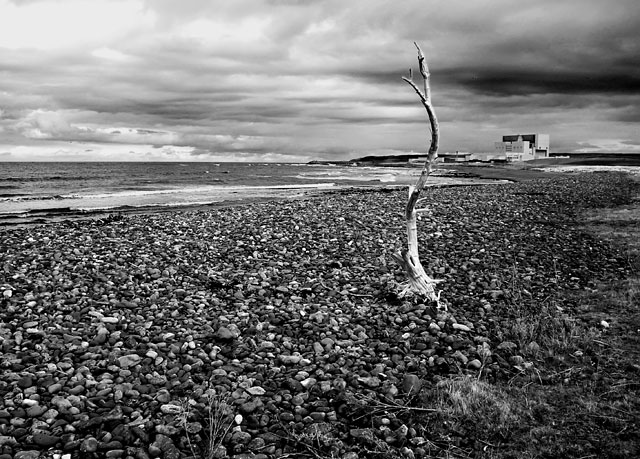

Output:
xmin=613 ymin=105 xmax=640 ymax=123
xmin=448 ymin=68 xmax=640 ymax=96
xmin=343 ymin=70 xmax=413 ymax=87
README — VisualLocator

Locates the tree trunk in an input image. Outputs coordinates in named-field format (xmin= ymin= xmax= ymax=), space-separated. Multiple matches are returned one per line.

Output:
xmin=392 ymin=42 xmax=445 ymax=310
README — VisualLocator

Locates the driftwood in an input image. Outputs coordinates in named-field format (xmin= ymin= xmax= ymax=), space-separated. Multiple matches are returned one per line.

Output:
xmin=391 ymin=42 xmax=445 ymax=310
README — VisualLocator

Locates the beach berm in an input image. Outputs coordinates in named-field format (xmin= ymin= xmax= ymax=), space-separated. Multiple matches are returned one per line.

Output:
xmin=0 ymin=172 xmax=638 ymax=458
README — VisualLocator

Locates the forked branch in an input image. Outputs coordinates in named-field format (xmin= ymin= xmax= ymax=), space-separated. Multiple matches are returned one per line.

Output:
xmin=401 ymin=42 xmax=439 ymax=218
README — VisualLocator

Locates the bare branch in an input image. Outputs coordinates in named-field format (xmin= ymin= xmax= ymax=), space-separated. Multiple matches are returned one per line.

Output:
xmin=393 ymin=43 xmax=446 ymax=309
xmin=401 ymin=45 xmax=439 ymax=219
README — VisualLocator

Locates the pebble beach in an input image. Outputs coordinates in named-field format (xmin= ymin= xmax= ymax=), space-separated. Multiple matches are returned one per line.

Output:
xmin=0 ymin=171 xmax=638 ymax=459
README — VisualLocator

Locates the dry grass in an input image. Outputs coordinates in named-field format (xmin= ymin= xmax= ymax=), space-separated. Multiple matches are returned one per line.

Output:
xmin=433 ymin=377 xmax=517 ymax=425
xmin=492 ymin=265 xmax=605 ymax=365
xmin=178 ymin=390 xmax=235 ymax=459
xmin=277 ymin=422 xmax=346 ymax=459
xmin=423 ymin=376 xmax=522 ymax=445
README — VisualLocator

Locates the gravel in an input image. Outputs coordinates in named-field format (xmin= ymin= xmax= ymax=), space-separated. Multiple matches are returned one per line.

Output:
xmin=0 ymin=172 xmax=637 ymax=458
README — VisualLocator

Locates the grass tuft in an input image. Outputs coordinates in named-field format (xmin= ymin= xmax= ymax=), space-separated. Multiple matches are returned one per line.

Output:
xmin=178 ymin=390 xmax=235 ymax=459
xmin=491 ymin=265 xmax=605 ymax=365
xmin=427 ymin=377 xmax=520 ymax=439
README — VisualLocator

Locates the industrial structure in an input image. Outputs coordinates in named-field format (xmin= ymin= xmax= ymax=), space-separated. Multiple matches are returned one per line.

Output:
xmin=494 ymin=134 xmax=550 ymax=161
xmin=436 ymin=151 xmax=472 ymax=163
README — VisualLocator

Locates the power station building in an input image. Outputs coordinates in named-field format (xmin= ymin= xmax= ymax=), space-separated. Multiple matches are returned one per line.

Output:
xmin=494 ymin=134 xmax=550 ymax=161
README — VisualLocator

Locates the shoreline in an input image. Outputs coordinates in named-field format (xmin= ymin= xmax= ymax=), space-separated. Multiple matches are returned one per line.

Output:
xmin=6 ymin=160 xmax=633 ymax=227
xmin=0 ymin=171 xmax=512 ymax=227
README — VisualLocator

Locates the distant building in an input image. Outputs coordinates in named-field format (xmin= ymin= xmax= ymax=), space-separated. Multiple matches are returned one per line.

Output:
xmin=437 ymin=151 xmax=472 ymax=163
xmin=494 ymin=134 xmax=549 ymax=161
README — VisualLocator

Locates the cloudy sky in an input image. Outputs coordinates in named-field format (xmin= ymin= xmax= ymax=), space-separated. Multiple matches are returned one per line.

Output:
xmin=1 ymin=0 xmax=639 ymax=162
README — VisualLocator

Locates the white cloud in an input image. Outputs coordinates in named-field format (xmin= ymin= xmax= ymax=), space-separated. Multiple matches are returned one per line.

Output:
xmin=15 ymin=109 xmax=79 ymax=139
xmin=576 ymin=139 xmax=640 ymax=153
xmin=179 ymin=16 xmax=271 ymax=46
xmin=0 ymin=0 xmax=155 ymax=50
xmin=91 ymin=47 xmax=131 ymax=62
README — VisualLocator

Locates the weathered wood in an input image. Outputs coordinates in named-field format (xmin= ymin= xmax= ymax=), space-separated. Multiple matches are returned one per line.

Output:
xmin=393 ymin=42 xmax=445 ymax=310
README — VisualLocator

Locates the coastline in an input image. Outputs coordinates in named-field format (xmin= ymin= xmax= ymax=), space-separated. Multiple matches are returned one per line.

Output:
xmin=1 ymin=171 xmax=639 ymax=457
xmin=0 ymin=169 xmax=510 ymax=227
xmin=9 ymin=158 xmax=632 ymax=227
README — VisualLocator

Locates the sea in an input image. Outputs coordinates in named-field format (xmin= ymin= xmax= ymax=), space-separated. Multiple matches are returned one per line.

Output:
xmin=0 ymin=162 xmax=474 ymax=225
